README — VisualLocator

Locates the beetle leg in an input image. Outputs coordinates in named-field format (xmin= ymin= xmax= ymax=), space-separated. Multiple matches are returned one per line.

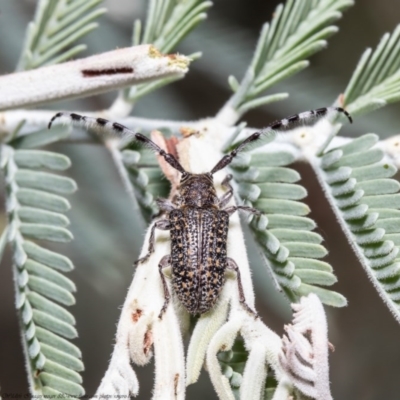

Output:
xmin=218 ymin=174 xmax=234 ymax=208
xmin=156 ymin=198 xmax=176 ymax=212
xmin=227 ymin=258 xmax=259 ymax=318
xmin=134 ymin=219 xmax=171 ymax=265
xmin=158 ymin=255 xmax=171 ymax=319
xmin=224 ymin=205 xmax=262 ymax=217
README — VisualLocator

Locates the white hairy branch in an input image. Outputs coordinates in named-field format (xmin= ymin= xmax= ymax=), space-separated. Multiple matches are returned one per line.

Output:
xmin=0 ymin=45 xmax=189 ymax=111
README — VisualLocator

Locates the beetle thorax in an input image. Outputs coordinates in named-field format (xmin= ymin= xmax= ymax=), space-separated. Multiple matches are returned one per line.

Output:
xmin=179 ymin=173 xmax=218 ymax=208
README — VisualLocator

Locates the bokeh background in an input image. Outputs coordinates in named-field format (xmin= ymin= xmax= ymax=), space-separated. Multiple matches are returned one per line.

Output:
xmin=0 ymin=0 xmax=400 ymax=399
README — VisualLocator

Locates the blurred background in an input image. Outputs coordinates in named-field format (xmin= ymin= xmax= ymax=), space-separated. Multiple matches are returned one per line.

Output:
xmin=0 ymin=0 xmax=400 ymax=399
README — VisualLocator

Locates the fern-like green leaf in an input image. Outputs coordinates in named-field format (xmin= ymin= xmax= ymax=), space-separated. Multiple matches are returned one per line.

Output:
xmin=217 ymin=337 xmax=281 ymax=400
xmin=343 ymin=25 xmax=400 ymax=116
xmin=313 ymin=133 xmax=400 ymax=322
xmin=217 ymin=337 xmax=248 ymax=399
xmin=122 ymin=143 xmax=170 ymax=222
xmin=17 ymin=0 xmax=106 ymax=70
xmin=230 ymin=146 xmax=346 ymax=307
xmin=221 ymin=0 xmax=353 ymax=116
xmin=1 ymin=143 xmax=82 ymax=397
xmin=127 ymin=0 xmax=212 ymax=102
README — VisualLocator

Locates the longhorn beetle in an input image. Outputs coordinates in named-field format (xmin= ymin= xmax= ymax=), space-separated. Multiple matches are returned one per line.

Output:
xmin=49 ymin=107 xmax=352 ymax=318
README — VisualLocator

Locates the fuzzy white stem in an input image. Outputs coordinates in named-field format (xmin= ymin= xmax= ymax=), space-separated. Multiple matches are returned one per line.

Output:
xmin=0 ymin=45 xmax=189 ymax=111
xmin=215 ymin=103 xmax=241 ymax=127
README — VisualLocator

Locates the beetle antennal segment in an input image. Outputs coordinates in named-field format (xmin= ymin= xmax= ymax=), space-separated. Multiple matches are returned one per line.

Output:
xmin=210 ymin=106 xmax=352 ymax=174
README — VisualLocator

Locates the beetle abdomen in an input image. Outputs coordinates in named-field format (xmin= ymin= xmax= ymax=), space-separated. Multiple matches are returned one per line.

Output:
xmin=170 ymin=208 xmax=229 ymax=314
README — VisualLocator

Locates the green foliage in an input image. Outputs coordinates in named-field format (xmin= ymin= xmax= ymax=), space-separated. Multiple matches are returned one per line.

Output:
xmin=2 ymin=133 xmax=81 ymax=396
xmin=217 ymin=338 xmax=247 ymax=399
xmin=122 ymin=144 xmax=170 ymax=221
xmin=224 ymin=0 xmax=354 ymax=116
xmin=126 ymin=0 xmax=212 ymax=102
xmin=230 ymin=146 xmax=345 ymax=307
xmin=17 ymin=0 xmax=106 ymax=70
xmin=316 ymin=134 xmax=400 ymax=321
xmin=343 ymin=24 xmax=400 ymax=116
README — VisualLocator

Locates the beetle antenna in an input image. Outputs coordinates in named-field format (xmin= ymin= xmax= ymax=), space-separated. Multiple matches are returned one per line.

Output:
xmin=48 ymin=112 xmax=186 ymax=174
xmin=211 ymin=106 xmax=352 ymax=174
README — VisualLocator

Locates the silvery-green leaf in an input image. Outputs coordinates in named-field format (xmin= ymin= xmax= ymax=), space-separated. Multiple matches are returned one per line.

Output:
xmin=18 ymin=269 xmax=29 ymax=288
xmin=335 ymin=189 xmax=364 ymax=208
xmin=270 ymin=229 xmax=322 ymax=244
xmin=269 ymin=259 xmax=295 ymax=277
xmin=333 ymin=148 xmax=383 ymax=168
xmin=36 ymin=352 xmax=46 ymax=370
xmin=290 ymin=258 xmax=333 ymax=272
xmin=28 ymin=275 xmax=75 ymax=306
xmin=27 ymin=292 xmax=75 ymax=325
xmin=238 ymin=183 xmax=261 ymax=202
xmin=283 ymin=242 xmax=327 ymax=258
xmin=239 ymin=167 xmax=300 ymax=183
xmin=18 ymin=207 xmax=70 ymax=227
xmin=355 ymin=228 xmax=386 ymax=245
xmin=341 ymin=204 xmax=369 ymax=220
xmin=371 ymin=209 xmax=400 ymax=218
xmin=386 ymin=234 xmax=400 ymax=246
xmin=16 ymin=291 xmax=26 ymax=309
xmin=22 ymin=301 xmax=33 ymax=324
xmin=267 ymin=215 xmax=316 ymax=230
xmin=28 ymin=337 xmax=41 ymax=358
xmin=295 ymin=283 xmax=347 ymax=307
xmin=274 ymin=245 xmax=290 ymax=263
xmin=25 ymin=260 xmax=76 ymax=292
xmin=357 ymin=179 xmax=400 ymax=196
xmin=32 ymin=310 xmax=77 ymax=339
xmin=17 ymin=188 xmax=70 ymax=213
xmin=347 ymin=212 xmax=379 ymax=232
xmin=23 ymin=241 xmax=74 ymax=272
xmin=363 ymin=241 xmax=395 ymax=257
xmin=295 ymin=269 xmax=337 ymax=286
xmin=257 ymin=182 xmax=307 ymax=200
xmin=362 ymin=194 xmax=400 ymax=209
xmin=121 ymin=149 xmax=141 ymax=166
xmin=140 ymin=167 xmax=164 ymax=183
xmin=324 ymin=166 xmax=352 ymax=184
xmin=39 ymin=372 xmax=84 ymax=397
xmin=36 ymin=327 xmax=81 ymax=358
xmin=14 ymin=240 xmax=27 ymax=268
xmin=41 ymin=343 xmax=83 ymax=371
xmin=15 ymin=170 xmax=77 ymax=194
xmin=25 ymin=323 xmax=36 ymax=340
xmin=376 ymin=218 xmax=400 ymax=233
xmin=330 ymin=178 xmax=357 ymax=196
xmin=20 ymin=223 xmax=73 ymax=242
xmin=14 ymin=150 xmax=71 ymax=170
xmin=339 ymin=133 xmax=378 ymax=155
xmin=255 ymin=199 xmax=310 ymax=216
xmin=277 ymin=274 xmax=301 ymax=290
xmin=321 ymin=149 xmax=343 ymax=169
xmin=373 ymin=262 xmax=400 ymax=280
xmin=255 ymin=230 xmax=281 ymax=254
xmin=351 ymin=163 xmax=396 ymax=181
xmin=251 ymin=151 xmax=295 ymax=167
xmin=10 ymin=125 xmax=70 ymax=149
xmin=44 ymin=360 xmax=82 ymax=384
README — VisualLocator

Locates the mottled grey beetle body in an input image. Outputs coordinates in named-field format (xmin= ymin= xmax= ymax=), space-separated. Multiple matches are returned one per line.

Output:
xmin=170 ymin=208 xmax=229 ymax=314
xmin=48 ymin=106 xmax=352 ymax=318
xmin=149 ymin=172 xmax=255 ymax=317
